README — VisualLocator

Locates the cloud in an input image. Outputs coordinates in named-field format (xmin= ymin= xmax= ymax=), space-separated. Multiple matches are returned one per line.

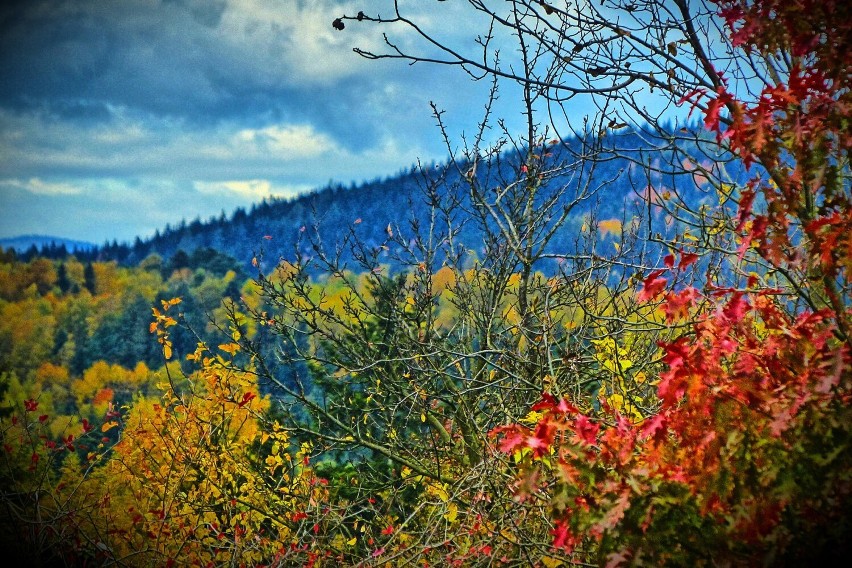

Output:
xmin=193 ymin=179 xmax=312 ymax=200
xmin=0 ymin=1 xmax=385 ymax=120
xmin=231 ymin=124 xmax=331 ymax=158
xmin=216 ymin=0 xmax=382 ymax=86
xmin=0 ymin=0 xmax=545 ymax=244
xmin=1 ymin=177 xmax=83 ymax=195
xmin=0 ymin=103 xmax=427 ymax=182
xmin=0 ymin=0 xmax=507 ymax=153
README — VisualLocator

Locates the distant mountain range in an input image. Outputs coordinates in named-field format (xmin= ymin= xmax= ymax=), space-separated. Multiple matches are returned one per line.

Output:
xmin=0 ymin=235 xmax=96 ymax=254
xmin=5 ymin=127 xmax=736 ymax=274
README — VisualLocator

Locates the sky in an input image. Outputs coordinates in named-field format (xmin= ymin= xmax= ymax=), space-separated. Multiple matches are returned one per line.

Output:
xmin=0 ymin=0 xmax=544 ymax=245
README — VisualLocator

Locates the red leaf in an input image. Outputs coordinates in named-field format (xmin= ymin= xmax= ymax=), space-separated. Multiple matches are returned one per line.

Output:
xmin=641 ymin=413 xmax=668 ymax=444
xmin=704 ymin=86 xmax=733 ymax=131
xmin=238 ymin=392 xmax=256 ymax=408
xmin=574 ymin=414 xmax=599 ymax=445
xmin=678 ymin=252 xmax=699 ymax=269
xmin=736 ymin=188 xmax=756 ymax=232
xmin=493 ymin=425 xmax=530 ymax=454
xmin=24 ymin=399 xmax=38 ymax=412
xmin=531 ymin=392 xmax=578 ymax=415
xmin=663 ymin=287 xmax=699 ymax=322
xmin=722 ymin=292 xmax=749 ymax=321
xmin=529 ymin=421 xmax=556 ymax=456
xmin=531 ymin=392 xmax=557 ymax=411
xmin=551 ymin=521 xmax=577 ymax=552
xmin=556 ymin=398 xmax=579 ymax=414
xmin=381 ymin=525 xmax=394 ymax=535
xmin=638 ymin=270 xmax=667 ymax=302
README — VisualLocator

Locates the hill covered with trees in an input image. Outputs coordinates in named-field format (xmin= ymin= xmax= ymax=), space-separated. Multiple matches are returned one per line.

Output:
xmin=10 ymin=126 xmax=735 ymax=279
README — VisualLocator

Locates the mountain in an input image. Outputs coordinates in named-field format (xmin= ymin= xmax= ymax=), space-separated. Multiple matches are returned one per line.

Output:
xmin=119 ymin=136 xmax=655 ymax=270
xmin=12 ymin=127 xmax=738 ymax=275
xmin=0 ymin=235 xmax=96 ymax=255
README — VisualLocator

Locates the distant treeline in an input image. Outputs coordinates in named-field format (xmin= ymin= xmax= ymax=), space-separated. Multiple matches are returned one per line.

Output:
xmin=9 ymin=124 xmax=734 ymax=276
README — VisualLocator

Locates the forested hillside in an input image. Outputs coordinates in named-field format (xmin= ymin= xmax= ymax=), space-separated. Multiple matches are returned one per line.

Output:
xmin=13 ymin=127 xmax=736 ymax=278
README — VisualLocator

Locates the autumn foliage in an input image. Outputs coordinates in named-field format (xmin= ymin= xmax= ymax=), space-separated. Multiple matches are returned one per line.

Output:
xmin=492 ymin=0 xmax=852 ymax=564
xmin=2 ymin=0 xmax=851 ymax=565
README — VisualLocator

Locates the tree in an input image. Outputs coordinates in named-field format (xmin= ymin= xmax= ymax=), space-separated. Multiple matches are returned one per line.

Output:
xmin=83 ymin=262 xmax=97 ymax=296
xmin=428 ymin=1 xmax=852 ymax=563
xmin=218 ymin=5 xmax=695 ymax=559
xmin=56 ymin=262 xmax=71 ymax=294
xmin=326 ymin=0 xmax=849 ymax=564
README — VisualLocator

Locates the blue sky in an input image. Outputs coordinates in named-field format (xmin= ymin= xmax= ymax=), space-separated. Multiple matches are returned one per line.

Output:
xmin=0 ymin=0 xmax=542 ymax=245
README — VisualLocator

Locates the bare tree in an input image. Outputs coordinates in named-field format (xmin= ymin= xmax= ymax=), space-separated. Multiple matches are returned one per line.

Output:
xmin=208 ymin=0 xmax=850 ymax=562
xmin=221 ymin=11 xmax=693 ymax=561
xmin=337 ymin=0 xmax=850 ymax=316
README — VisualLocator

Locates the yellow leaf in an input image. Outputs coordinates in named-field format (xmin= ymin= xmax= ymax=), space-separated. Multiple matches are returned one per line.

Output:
xmin=101 ymin=421 xmax=119 ymax=432
xmin=443 ymin=502 xmax=458 ymax=523
xmin=521 ymin=410 xmax=543 ymax=425
xmin=218 ymin=343 xmax=240 ymax=355
xmin=598 ymin=218 xmax=622 ymax=237
xmin=346 ymin=537 xmax=357 ymax=546
xmin=608 ymin=393 xmax=624 ymax=411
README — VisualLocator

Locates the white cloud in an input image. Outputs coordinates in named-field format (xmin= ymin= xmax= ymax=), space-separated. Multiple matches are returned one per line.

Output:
xmin=215 ymin=0 xmax=385 ymax=86
xmin=193 ymin=179 xmax=312 ymax=200
xmin=231 ymin=124 xmax=331 ymax=158
xmin=0 ymin=108 xmax=347 ymax=178
xmin=2 ymin=177 xmax=83 ymax=196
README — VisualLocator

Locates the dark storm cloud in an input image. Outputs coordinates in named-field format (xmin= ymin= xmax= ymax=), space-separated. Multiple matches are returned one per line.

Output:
xmin=0 ymin=0 xmax=525 ymax=242
xmin=0 ymin=0 xmax=489 ymax=139
xmin=1 ymin=0 xmax=240 ymax=119
xmin=1 ymin=1 xmax=371 ymax=123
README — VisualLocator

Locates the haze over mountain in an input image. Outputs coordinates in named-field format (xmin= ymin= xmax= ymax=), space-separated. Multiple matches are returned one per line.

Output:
xmin=0 ymin=235 xmax=96 ymax=254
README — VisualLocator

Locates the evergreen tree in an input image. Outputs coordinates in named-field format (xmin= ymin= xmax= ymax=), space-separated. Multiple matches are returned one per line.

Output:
xmin=56 ymin=263 xmax=71 ymax=294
